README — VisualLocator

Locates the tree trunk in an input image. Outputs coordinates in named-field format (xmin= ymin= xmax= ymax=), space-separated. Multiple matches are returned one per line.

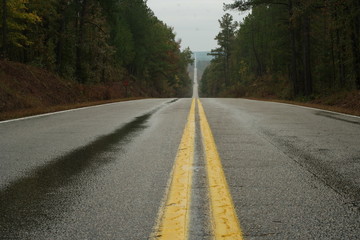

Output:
xmin=1 ymin=0 xmax=7 ymax=59
xmin=251 ymin=23 xmax=262 ymax=76
xmin=76 ymin=0 xmax=88 ymax=83
xmin=288 ymin=0 xmax=299 ymax=96
xmin=330 ymin=31 xmax=336 ymax=89
xmin=56 ymin=2 xmax=67 ymax=75
xmin=302 ymin=13 xmax=312 ymax=96
xmin=224 ymin=54 xmax=228 ymax=87
xmin=56 ymin=18 xmax=65 ymax=74
xmin=350 ymin=2 xmax=360 ymax=89
xmin=225 ymin=45 xmax=230 ymax=87
xmin=336 ymin=28 xmax=346 ymax=88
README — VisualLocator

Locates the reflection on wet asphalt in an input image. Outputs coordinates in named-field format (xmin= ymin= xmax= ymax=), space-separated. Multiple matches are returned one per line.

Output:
xmin=2 ymin=97 xmax=360 ymax=239
xmin=0 ymin=110 xmax=154 ymax=239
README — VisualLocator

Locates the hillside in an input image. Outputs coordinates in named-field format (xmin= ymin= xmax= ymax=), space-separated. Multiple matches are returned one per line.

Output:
xmin=0 ymin=60 xmax=150 ymax=120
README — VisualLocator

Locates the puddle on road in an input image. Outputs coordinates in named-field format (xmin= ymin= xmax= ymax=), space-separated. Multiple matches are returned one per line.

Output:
xmin=166 ymin=98 xmax=179 ymax=104
xmin=0 ymin=109 xmax=159 ymax=238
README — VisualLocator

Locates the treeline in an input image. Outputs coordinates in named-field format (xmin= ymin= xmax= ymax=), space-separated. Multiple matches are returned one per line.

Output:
xmin=201 ymin=0 xmax=360 ymax=99
xmin=0 ymin=0 xmax=193 ymax=97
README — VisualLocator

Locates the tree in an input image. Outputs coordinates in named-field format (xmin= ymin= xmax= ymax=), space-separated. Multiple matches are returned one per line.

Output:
xmin=210 ymin=13 xmax=237 ymax=87
xmin=226 ymin=0 xmax=314 ymax=96
xmin=0 ymin=0 xmax=193 ymax=96
xmin=1 ymin=0 xmax=7 ymax=58
xmin=199 ymin=0 xmax=360 ymax=98
xmin=0 ymin=0 xmax=40 ymax=59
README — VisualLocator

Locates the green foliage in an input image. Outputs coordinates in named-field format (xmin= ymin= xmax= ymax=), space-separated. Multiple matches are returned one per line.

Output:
xmin=1 ymin=0 xmax=41 ymax=49
xmin=202 ymin=0 xmax=360 ymax=98
xmin=202 ymin=13 xmax=238 ymax=95
xmin=0 ymin=0 xmax=192 ymax=97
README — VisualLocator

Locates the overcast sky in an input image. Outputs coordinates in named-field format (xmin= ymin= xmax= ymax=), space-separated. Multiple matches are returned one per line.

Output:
xmin=146 ymin=0 xmax=248 ymax=52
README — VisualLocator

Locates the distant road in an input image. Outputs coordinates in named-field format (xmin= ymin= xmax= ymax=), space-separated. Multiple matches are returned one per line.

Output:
xmin=1 ymin=97 xmax=359 ymax=239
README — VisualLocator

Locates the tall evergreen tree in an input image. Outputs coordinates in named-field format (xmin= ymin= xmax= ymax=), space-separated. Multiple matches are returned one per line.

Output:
xmin=0 ymin=0 xmax=192 ymax=96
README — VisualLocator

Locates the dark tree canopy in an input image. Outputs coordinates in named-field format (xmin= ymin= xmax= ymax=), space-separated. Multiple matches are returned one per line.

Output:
xmin=0 ymin=0 xmax=193 ymax=97
xmin=201 ymin=0 xmax=360 ymax=98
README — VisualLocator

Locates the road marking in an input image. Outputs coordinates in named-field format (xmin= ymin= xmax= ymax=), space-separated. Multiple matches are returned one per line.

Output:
xmin=152 ymin=98 xmax=195 ymax=240
xmin=245 ymin=98 xmax=360 ymax=119
xmin=0 ymin=99 xmax=179 ymax=124
xmin=0 ymin=101 xmax=136 ymax=124
xmin=197 ymin=99 xmax=244 ymax=240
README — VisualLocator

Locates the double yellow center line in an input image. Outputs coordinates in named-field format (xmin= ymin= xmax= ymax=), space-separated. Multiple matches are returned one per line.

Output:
xmin=152 ymin=99 xmax=243 ymax=240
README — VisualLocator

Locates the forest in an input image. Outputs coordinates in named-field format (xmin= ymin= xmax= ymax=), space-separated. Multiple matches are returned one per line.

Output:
xmin=0 ymin=0 xmax=193 ymax=97
xmin=201 ymin=0 xmax=360 ymax=100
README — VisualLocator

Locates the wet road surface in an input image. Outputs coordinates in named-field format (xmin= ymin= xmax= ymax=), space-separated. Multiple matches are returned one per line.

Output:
xmin=200 ymin=99 xmax=360 ymax=239
xmin=1 ymin=98 xmax=360 ymax=239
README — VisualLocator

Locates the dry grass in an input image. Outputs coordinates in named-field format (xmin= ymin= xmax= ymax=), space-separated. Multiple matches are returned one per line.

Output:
xmin=0 ymin=60 xmax=153 ymax=121
xmin=220 ymin=73 xmax=360 ymax=117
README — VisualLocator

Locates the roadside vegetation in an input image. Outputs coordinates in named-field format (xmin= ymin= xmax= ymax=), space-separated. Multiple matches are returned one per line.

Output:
xmin=200 ymin=0 xmax=360 ymax=115
xmin=0 ymin=59 xmax=148 ymax=120
xmin=0 ymin=0 xmax=193 ymax=119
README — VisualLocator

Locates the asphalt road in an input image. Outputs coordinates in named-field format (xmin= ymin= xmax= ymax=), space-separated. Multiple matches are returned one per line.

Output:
xmin=200 ymin=99 xmax=360 ymax=239
xmin=1 ymin=97 xmax=360 ymax=239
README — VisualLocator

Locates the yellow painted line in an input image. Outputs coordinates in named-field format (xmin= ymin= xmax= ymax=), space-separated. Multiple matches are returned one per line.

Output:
xmin=197 ymin=99 xmax=244 ymax=240
xmin=152 ymin=98 xmax=196 ymax=240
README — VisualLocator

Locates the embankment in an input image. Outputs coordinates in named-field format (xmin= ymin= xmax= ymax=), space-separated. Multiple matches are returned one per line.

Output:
xmin=0 ymin=60 xmax=150 ymax=120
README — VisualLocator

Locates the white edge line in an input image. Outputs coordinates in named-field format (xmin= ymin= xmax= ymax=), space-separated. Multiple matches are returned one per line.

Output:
xmin=0 ymin=99 xmax=145 ymax=124
xmin=242 ymin=98 xmax=360 ymax=119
